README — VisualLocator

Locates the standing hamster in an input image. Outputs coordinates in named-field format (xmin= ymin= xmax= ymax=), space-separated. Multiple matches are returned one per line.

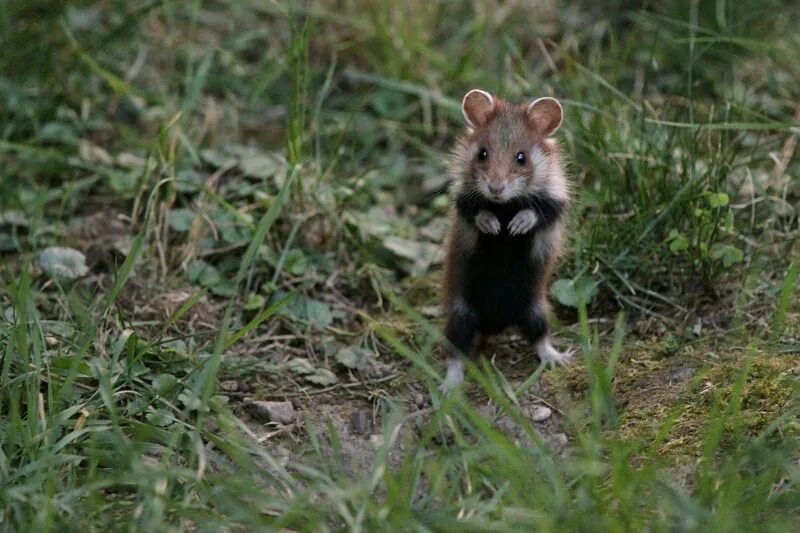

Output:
xmin=441 ymin=89 xmax=572 ymax=391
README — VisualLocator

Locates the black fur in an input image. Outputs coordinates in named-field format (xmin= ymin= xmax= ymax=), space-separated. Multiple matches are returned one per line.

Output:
xmin=446 ymin=190 xmax=565 ymax=358
xmin=455 ymin=191 xmax=564 ymax=231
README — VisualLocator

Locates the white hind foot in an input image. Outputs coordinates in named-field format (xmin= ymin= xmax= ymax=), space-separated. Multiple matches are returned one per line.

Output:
xmin=439 ymin=358 xmax=464 ymax=394
xmin=537 ymin=338 xmax=573 ymax=366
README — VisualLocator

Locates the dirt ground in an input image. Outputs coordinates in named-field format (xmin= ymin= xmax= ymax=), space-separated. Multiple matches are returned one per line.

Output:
xmin=69 ymin=209 xmax=799 ymax=480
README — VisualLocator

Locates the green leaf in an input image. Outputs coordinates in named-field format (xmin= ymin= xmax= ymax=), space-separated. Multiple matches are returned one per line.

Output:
xmin=50 ymin=356 xmax=92 ymax=377
xmin=551 ymin=276 xmax=600 ymax=308
xmin=244 ymin=293 xmax=266 ymax=311
xmin=239 ymin=152 xmax=286 ymax=179
xmin=284 ymin=249 xmax=308 ymax=276
xmin=175 ymin=168 xmax=205 ymax=192
xmin=262 ymin=247 xmax=308 ymax=276
xmin=36 ymin=121 xmax=78 ymax=143
xmin=305 ymin=368 xmax=338 ymax=386
xmin=286 ymin=357 xmax=315 ymax=375
xmin=382 ymin=237 xmax=440 ymax=275
xmin=187 ymin=260 xmax=222 ymax=287
xmin=178 ymin=391 xmax=206 ymax=412
xmin=724 ymin=249 xmax=743 ymax=268
xmin=707 ymin=192 xmax=730 ymax=208
xmin=0 ymin=210 xmax=29 ymax=226
xmin=335 ymin=346 xmax=374 ymax=370
xmin=551 ymin=279 xmax=576 ymax=308
xmin=152 ymin=374 xmax=178 ymax=395
xmin=305 ymin=299 xmax=333 ymax=329
xmin=209 ymin=279 xmax=237 ymax=297
xmin=200 ymin=148 xmax=236 ymax=169
xmin=38 ymin=247 xmax=89 ymax=281
xmin=0 ymin=232 xmax=18 ymax=252
xmin=667 ymin=229 xmax=690 ymax=253
xmin=169 ymin=208 xmax=196 ymax=232
xmin=146 ymin=409 xmax=174 ymax=427
xmin=710 ymin=243 xmax=743 ymax=268
xmin=383 ymin=236 xmax=424 ymax=260
xmin=349 ymin=206 xmax=394 ymax=238
xmin=220 ymin=222 xmax=252 ymax=245
xmin=186 ymin=260 xmax=237 ymax=296
xmin=224 ymin=292 xmax=294 ymax=350
xmin=107 ymin=170 xmax=140 ymax=195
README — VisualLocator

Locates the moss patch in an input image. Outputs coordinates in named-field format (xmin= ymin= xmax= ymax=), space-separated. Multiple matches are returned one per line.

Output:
xmin=544 ymin=338 xmax=800 ymax=461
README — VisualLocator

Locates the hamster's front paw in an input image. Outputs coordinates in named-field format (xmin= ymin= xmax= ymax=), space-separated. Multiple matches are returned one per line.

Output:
xmin=475 ymin=210 xmax=501 ymax=235
xmin=508 ymin=209 xmax=538 ymax=236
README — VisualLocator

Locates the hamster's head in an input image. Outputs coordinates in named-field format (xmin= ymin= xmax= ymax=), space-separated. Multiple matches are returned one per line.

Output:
xmin=455 ymin=89 xmax=565 ymax=203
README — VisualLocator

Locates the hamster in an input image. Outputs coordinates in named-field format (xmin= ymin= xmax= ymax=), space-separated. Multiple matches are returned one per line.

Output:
xmin=440 ymin=89 xmax=572 ymax=391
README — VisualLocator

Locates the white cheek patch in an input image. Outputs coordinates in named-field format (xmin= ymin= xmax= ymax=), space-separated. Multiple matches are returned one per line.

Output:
xmin=530 ymin=146 xmax=549 ymax=181
xmin=528 ymin=145 xmax=568 ymax=201
xmin=478 ymin=180 xmax=492 ymax=198
xmin=547 ymin=166 xmax=568 ymax=202
xmin=503 ymin=176 xmax=525 ymax=200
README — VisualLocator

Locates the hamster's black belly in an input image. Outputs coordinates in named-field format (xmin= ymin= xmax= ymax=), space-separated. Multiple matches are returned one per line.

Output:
xmin=463 ymin=227 xmax=541 ymax=334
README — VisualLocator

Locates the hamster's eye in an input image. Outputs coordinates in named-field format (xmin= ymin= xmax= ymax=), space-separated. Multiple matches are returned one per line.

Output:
xmin=477 ymin=148 xmax=488 ymax=161
xmin=515 ymin=151 xmax=526 ymax=165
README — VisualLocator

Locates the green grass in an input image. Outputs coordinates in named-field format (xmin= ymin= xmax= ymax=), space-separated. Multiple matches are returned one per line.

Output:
xmin=1 ymin=0 xmax=799 ymax=530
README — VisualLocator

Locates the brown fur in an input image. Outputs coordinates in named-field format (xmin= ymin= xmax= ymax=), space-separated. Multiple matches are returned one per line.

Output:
xmin=443 ymin=92 xmax=569 ymax=347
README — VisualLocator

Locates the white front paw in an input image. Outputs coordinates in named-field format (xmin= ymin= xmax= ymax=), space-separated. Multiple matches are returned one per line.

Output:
xmin=508 ymin=209 xmax=538 ymax=236
xmin=475 ymin=210 xmax=501 ymax=235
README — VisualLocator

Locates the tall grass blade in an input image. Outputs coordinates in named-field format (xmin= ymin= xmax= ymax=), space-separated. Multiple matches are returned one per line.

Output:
xmin=771 ymin=257 xmax=799 ymax=341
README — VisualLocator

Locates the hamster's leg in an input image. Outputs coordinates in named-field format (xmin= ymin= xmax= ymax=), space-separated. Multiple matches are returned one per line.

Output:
xmin=441 ymin=301 xmax=478 ymax=392
xmin=518 ymin=303 xmax=572 ymax=365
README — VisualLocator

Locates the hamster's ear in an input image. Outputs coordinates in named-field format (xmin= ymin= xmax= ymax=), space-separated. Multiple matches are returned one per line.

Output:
xmin=526 ymin=97 xmax=563 ymax=136
xmin=462 ymin=89 xmax=495 ymax=129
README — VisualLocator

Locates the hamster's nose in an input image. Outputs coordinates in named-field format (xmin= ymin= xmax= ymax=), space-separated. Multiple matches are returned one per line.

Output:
xmin=488 ymin=183 xmax=505 ymax=195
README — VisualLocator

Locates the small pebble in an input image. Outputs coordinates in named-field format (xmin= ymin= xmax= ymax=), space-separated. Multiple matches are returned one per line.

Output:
xmin=247 ymin=400 xmax=296 ymax=425
xmin=478 ymin=405 xmax=497 ymax=419
xmin=432 ymin=425 xmax=456 ymax=445
xmin=219 ymin=380 xmax=239 ymax=392
xmin=410 ymin=391 xmax=427 ymax=408
xmin=668 ymin=366 xmax=696 ymax=386
xmin=363 ymin=360 xmax=394 ymax=379
xmin=494 ymin=415 xmax=518 ymax=436
xmin=551 ymin=433 xmax=568 ymax=447
xmin=530 ymin=405 xmax=552 ymax=423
